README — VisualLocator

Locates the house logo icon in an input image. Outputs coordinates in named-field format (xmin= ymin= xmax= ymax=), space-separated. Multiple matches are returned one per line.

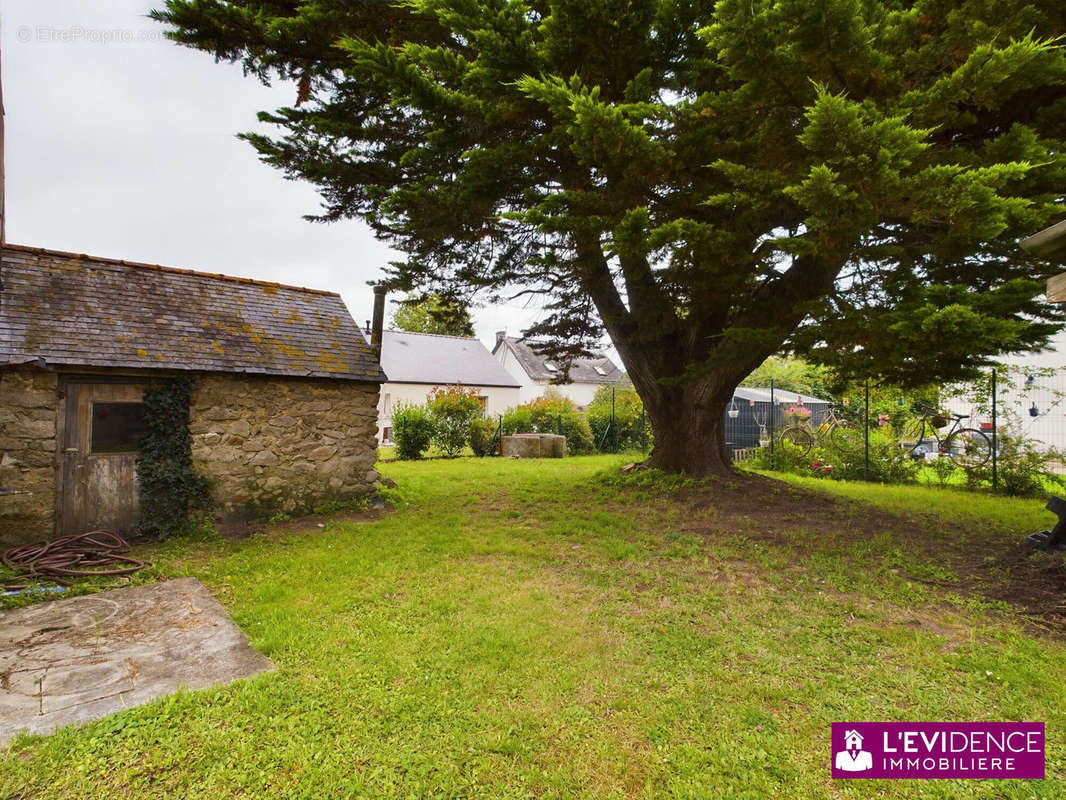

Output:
xmin=834 ymin=729 xmax=873 ymax=772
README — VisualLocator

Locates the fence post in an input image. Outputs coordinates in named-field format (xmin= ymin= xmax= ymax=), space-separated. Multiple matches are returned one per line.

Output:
xmin=611 ymin=385 xmax=617 ymax=454
xmin=557 ymin=413 xmax=562 ymax=437
xmin=864 ymin=379 xmax=870 ymax=481
xmin=991 ymin=368 xmax=998 ymax=493
xmin=769 ymin=378 xmax=775 ymax=470
xmin=641 ymin=403 xmax=647 ymax=453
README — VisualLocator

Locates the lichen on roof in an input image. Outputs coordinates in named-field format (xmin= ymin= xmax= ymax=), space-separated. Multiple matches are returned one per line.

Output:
xmin=0 ymin=244 xmax=386 ymax=382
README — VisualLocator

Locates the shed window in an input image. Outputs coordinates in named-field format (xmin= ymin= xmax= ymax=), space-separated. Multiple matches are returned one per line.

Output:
xmin=91 ymin=402 xmax=149 ymax=454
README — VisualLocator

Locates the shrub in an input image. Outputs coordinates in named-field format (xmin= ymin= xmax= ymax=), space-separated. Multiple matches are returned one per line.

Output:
xmin=392 ymin=402 xmax=435 ymax=459
xmin=527 ymin=393 xmax=595 ymax=454
xmin=587 ymin=385 xmax=651 ymax=453
xmin=501 ymin=393 xmax=595 ymax=454
xmin=501 ymin=405 xmax=532 ymax=435
xmin=747 ymin=426 xmax=919 ymax=484
xmin=964 ymin=432 xmax=1066 ymax=498
xmin=428 ymin=384 xmax=483 ymax=457
xmin=469 ymin=417 xmax=499 ymax=457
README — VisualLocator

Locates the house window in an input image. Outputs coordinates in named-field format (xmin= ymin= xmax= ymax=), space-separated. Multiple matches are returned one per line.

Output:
xmin=544 ymin=361 xmax=558 ymax=372
xmin=90 ymin=402 xmax=149 ymax=454
xmin=594 ymin=365 xmax=607 ymax=376
xmin=477 ymin=396 xmax=488 ymax=414
xmin=383 ymin=426 xmax=392 ymax=443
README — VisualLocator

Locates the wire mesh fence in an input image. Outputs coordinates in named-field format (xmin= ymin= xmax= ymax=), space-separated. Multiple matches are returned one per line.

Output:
xmin=733 ymin=366 xmax=1066 ymax=495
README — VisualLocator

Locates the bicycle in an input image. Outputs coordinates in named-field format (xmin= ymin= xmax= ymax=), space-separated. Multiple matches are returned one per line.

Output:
xmin=899 ymin=406 xmax=992 ymax=468
xmin=778 ymin=405 xmax=862 ymax=456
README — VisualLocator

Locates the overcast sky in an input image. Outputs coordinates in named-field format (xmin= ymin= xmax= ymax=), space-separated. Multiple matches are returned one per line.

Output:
xmin=2 ymin=0 xmax=549 ymax=351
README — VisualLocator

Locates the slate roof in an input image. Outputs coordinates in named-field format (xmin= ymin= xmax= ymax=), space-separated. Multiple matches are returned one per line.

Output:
xmin=376 ymin=329 xmax=520 ymax=387
xmin=494 ymin=336 xmax=625 ymax=383
xmin=0 ymin=244 xmax=386 ymax=382
xmin=1021 ymin=219 xmax=1066 ymax=261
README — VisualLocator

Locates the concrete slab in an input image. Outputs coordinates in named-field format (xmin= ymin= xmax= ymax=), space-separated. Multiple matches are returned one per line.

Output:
xmin=0 ymin=578 xmax=274 ymax=745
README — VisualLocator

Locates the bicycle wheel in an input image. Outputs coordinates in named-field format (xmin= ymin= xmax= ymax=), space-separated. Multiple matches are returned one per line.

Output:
xmin=899 ymin=418 xmax=928 ymax=459
xmin=944 ymin=428 xmax=992 ymax=468
xmin=779 ymin=426 xmax=814 ymax=456
xmin=829 ymin=421 xmax=862 ymax=454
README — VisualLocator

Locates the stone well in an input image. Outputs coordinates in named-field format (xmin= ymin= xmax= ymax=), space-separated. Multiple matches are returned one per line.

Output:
xmin=501 ymin=433 xmax=567 ymax=459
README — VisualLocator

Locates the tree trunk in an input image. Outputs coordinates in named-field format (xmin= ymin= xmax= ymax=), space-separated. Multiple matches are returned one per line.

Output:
xmin=640 ymin=381 xmax=738 ymax=477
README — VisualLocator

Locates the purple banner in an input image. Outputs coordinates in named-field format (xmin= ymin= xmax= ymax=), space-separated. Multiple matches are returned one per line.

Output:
xmin=831 ymin=722 xmax=1044 ymax=779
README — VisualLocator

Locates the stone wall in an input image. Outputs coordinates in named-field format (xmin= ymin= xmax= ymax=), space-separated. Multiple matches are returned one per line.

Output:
xmin=0 ymin=368 xmax=58 ymax=546
xmin=189 ymin=374 xmax=381 ymax=518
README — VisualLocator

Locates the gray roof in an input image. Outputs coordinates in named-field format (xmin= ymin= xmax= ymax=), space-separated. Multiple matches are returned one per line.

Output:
xmin=494 ymin=336 xmax=625 ymax=383
xmin=0 ymin=244 xmax=385 ymax=382
xmin=378 ymin=329 xmax=520 ymax=387
xmin=1021 ymin=219 xmax=1066 ymax=261
xmin=734 ymin=387 xmax=830 ymax=405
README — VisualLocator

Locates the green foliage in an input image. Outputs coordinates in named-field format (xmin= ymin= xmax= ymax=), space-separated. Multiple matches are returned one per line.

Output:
xmin=501 ymin=406 xmax=533 ymax=436
xmin=587 ymin=385 xmax=651 ymax=452
xmin=741 ymin=357 xmax=831 ymax=398
xmin=965 ymin=433 xmax=1066 ymax=498
xmin=501 ymin=394 xmax=595 ymax=454
xmin=136 ymin=378 xmax=213 ymax=540
xmin=391 ymin=402 xmax=435 ymax=460
xmin=390 ymin=292 xmax=474 ymax=337
xmin=154 ymin=0 xmax=1066 ymax=472
xmin=749 ymin=425 xmax=920 ymax=485
xmin=469 ymin=417 xmax=499 ymax=457
xmin=428 ymin=384 xmax=483 ymax=457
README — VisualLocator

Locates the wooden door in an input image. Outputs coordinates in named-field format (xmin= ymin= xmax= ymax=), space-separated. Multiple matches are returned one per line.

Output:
xmin=57 ymin=381 xmax=148 ymax=535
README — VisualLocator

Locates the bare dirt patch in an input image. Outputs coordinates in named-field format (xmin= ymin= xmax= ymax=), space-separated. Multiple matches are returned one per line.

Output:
xmin=216 ymin=507 xmax=384 ymax=541
xmin=626 ymin=473 xmax=1066 ymax=631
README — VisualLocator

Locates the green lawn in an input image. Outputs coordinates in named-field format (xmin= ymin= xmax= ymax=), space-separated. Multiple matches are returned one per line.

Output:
xmin=3 ymin=456 xmax=1065 ymax=798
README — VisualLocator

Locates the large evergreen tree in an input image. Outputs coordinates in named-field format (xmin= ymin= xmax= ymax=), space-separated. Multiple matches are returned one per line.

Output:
xmin=153 ymin=0 xmax=1066 ymax=475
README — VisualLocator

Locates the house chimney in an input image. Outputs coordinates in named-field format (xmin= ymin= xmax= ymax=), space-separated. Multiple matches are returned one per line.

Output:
xmin=371 ymin=286 xmax=386 ymax=358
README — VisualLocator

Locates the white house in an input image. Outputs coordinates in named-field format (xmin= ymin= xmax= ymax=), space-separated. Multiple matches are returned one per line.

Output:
xmin=492 ymin=333 xmax=626 ymax=408
xmin=939 ymin=218 xmax=1066 ymax=453
xmin=373 ymin=329 xmax=521 ymax=443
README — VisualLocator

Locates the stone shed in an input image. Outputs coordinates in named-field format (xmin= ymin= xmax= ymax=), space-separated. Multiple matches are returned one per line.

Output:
xmin=0 ymin=244 xmax=386 ymax=546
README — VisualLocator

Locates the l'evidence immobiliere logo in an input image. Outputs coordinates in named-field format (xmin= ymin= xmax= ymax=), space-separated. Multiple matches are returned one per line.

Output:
xmin=831 ymin=722 xmax=1045 ymax=779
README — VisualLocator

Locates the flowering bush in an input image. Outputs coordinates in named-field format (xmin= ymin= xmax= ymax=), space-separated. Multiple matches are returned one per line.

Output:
xmin=428 ymin=384 xmax=483 ymax=457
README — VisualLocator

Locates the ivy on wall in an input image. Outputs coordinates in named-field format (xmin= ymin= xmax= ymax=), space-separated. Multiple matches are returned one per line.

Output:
xmin=137 ymin=378 xmax=213 ymax=539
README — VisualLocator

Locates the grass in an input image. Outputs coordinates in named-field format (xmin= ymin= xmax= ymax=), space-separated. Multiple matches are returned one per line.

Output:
xmin=747 ymin=467 xmax=1056 ymax=535
xmin=2 ymin=455 xmax=1065 ymax=798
